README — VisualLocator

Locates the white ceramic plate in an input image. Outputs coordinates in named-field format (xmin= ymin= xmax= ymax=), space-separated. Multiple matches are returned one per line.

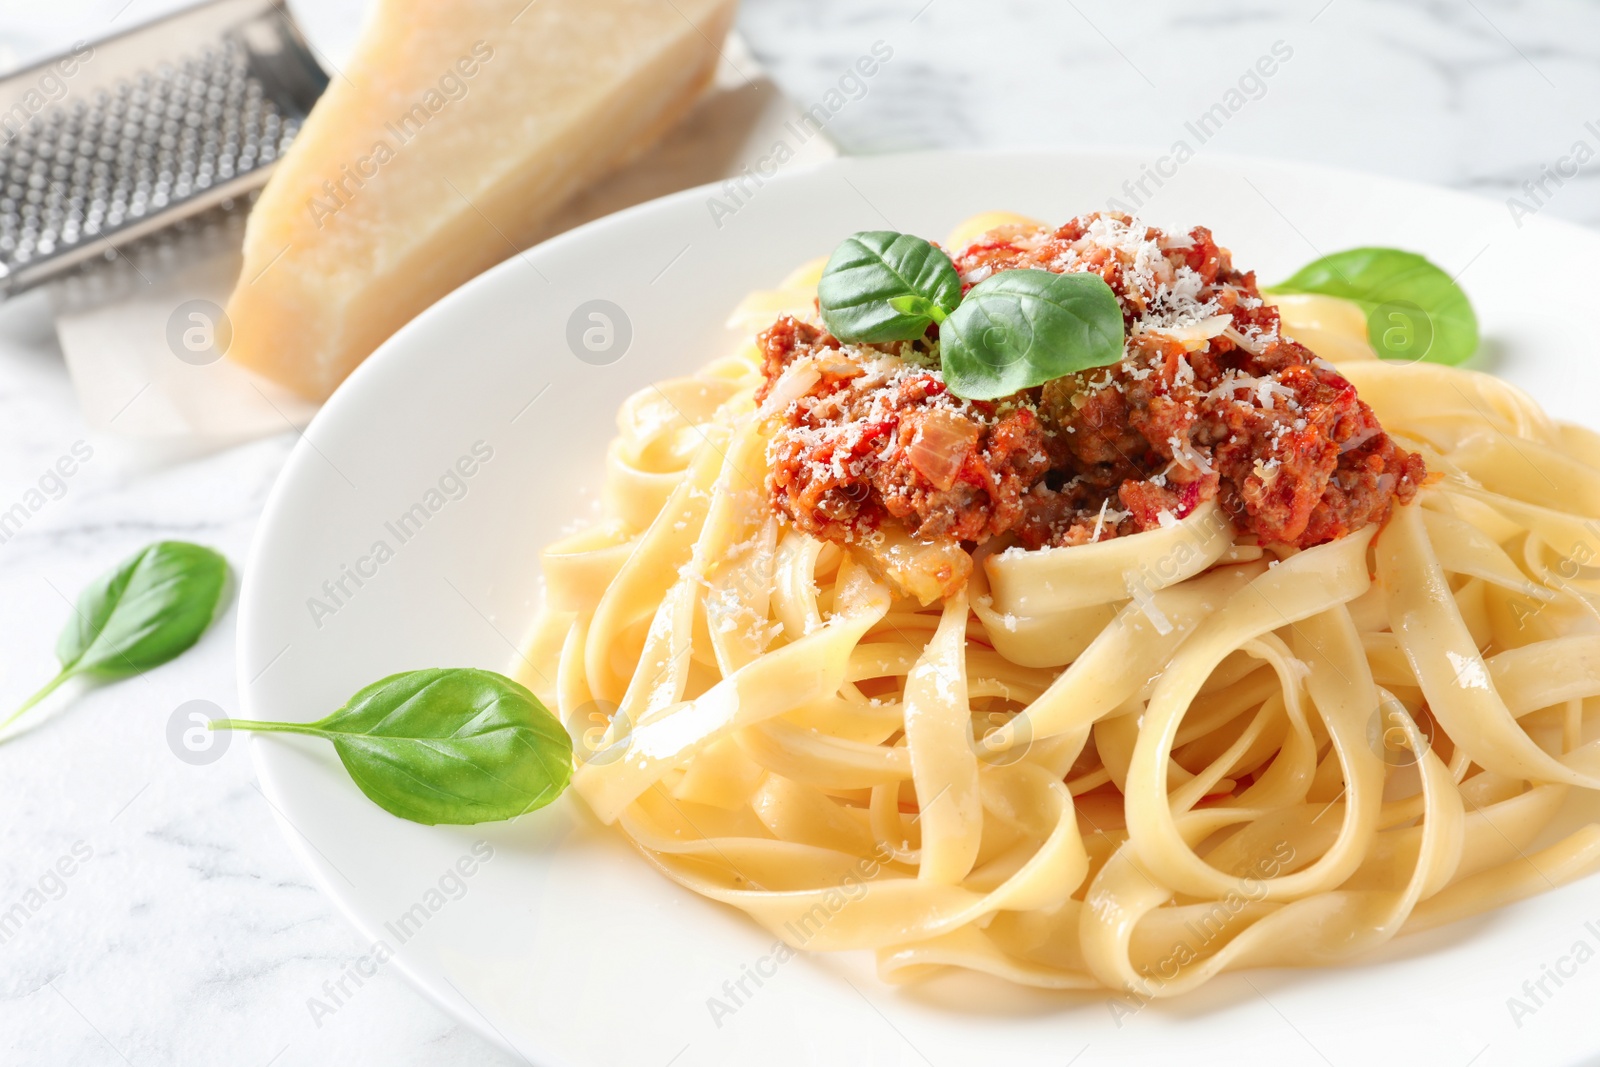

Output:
xmin=237 ymin=151 xmax=1600 ymax=1067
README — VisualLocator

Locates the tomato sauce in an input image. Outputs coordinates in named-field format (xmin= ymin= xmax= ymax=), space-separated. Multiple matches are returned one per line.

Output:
xmin=758 ymin=213 xmax=1424 ymax=554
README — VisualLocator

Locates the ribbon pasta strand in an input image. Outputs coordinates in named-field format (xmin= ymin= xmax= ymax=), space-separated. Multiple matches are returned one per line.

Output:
xmin=519 ymin=244 xmax=1600 ymax=996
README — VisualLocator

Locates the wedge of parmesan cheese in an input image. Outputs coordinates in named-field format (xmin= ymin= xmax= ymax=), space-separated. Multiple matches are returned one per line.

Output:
xmin=226 ymin=0 xmax=739 ymax=400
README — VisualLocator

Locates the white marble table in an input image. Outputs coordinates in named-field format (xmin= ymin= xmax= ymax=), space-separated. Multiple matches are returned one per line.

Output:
xmin=2 ymin=1 xmax=1598 ymax=1064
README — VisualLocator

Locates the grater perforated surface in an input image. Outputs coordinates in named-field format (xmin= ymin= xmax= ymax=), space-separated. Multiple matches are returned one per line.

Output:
xmin=0 ymin=0 xmax=325 ymax=297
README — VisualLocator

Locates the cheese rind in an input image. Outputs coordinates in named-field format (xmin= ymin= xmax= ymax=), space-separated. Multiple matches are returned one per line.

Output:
xmin=226 ymin=0 xmax=739 ymax=400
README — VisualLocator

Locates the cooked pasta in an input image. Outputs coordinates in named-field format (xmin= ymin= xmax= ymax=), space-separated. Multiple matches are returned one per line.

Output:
xmin=517 ymin=213 xmax=1600 ymax=995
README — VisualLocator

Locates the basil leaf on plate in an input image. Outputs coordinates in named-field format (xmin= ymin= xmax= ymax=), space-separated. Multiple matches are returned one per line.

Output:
xmin=214 ymin=668 xmax=574 ymax=826
xmin=3 ymin=541 xmax=229 ymax=733
xmin=940 ymin=268 xmax=1126 ymax=400
xmin=1269 ymin=247 xmax=1478 ymax=365
xmin=817 ymin=230 xmax=963 ymax=343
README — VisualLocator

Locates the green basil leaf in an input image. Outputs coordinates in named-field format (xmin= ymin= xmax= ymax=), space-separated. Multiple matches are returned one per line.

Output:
xmin=1 ymin=540 xmax=230 ymax=737
xmin=939 ymin=268 xmax=1126 ymax=400
xmin=57 ymin=540 xmax=229 ymax=680
xmin=217 ymin=669 xmax=573 ymax=826
xmin=1269 ymin=247 xmax=1478 ymax=365
xmin=817 ymin=230 xmax=962 ymax=342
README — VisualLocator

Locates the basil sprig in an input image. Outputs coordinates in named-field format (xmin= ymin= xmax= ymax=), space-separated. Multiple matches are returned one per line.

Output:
xmin=817 ymin=230 xmax=962 ymax=342
xmin=214 ymin=669 xmax=573 ymax=825
xmin=1269 ymin=247 xmax=1478 ymax=365
xmin=815 ymin=229 xmax=1126 ymax=399
xmin=940 ymin=269 xmax=1125 ymax=400
xmin=2 ymin=541 xmax=229 ymax=734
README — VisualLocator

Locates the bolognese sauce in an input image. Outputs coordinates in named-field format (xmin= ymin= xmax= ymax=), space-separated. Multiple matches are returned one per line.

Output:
xmin=757 ymin=213 xmax=1423 ymax=567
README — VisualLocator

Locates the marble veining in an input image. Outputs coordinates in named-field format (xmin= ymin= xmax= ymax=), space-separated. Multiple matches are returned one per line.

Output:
xmin=2 ymin=1 xmax=1598 ymax=1064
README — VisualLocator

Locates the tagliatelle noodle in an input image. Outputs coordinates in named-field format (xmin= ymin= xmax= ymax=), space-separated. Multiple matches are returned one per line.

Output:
xmin=516 ymin=217 xmax=1600 ymax=994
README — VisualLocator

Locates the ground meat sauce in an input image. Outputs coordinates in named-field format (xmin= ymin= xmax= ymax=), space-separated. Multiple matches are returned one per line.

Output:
xmin=758 ymin=213 xmax=1424 ymax=560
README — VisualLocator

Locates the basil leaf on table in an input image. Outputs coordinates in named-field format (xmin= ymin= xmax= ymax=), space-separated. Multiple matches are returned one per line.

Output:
xmin=3 ymin=541 xmax=229 ymax=733
xmin=1269 ymin=247 xmax=1478 ymax=365
xmin=214 ymin=669 xmax=574 ymax=825
xmin=940 ymin=268 xmax=1126 ymax=400
xmin=817 ymin=230 xmax=963 ymax=343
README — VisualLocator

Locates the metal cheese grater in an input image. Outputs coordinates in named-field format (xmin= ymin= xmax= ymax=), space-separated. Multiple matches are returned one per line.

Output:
xmin=0 ymin=0 xmax=326 ymax=299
